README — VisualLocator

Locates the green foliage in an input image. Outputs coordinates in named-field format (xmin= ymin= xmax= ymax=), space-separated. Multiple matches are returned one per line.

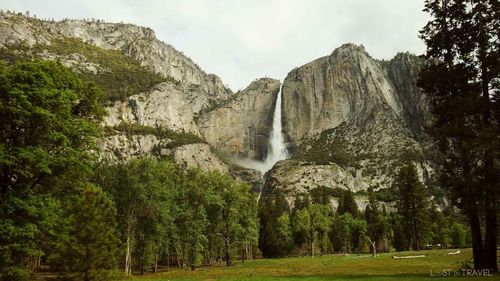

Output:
xmin=0 ymin=194 xmax=61 ymax=281
xmin=95 ymin=157 xmax=258 ymax=272
xmin=337 ymin=190 xmax=359 ymax=217
xmin=450 ymin=223 xmax=467 ymax=248
xmin=310 ymin=186 xmax=335 ymax=205
xmin=292 ymin=129 xmax=353 ymax=166
xmin=276 ymin=213 xmax=294 ymax=256
xmin=0 ymin=60 xmax=104 ymax=279
xmin=395 ymin=163 xmax=430 ymax=251
xmin=105 ymin=122 xmax=205 ymax=149
xmin=339 ymin=213 xmax=367 ymax=253
xmin=49 ymin=185 xmax=120 ymax=281
xmin=290 ymin=203 xmax=332 ymax=257
xmin=373 ymin=187 xmax=399 ymax=202
xmin=15 ymin=37 xmax=170 ymax=101
xmin=0 ymin=60 xmax=104 ymax=196
xmin=365 ymin=188 xmax=391 ymax=252
xmin=258 ymin=193 xmax=290 ymax=258
xmin=419 ymin=0 xmax=499 ymax=271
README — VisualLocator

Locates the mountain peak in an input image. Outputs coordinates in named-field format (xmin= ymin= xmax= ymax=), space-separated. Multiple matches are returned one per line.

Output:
xmin=329 ymin=43 xmax=372 ymax=62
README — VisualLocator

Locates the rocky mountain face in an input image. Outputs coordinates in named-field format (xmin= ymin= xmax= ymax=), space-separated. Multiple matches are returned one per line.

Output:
xmin=265 ymin=44 xmax=435 ymax=204
xmin=0 ymin=12 xmax=231 ymax=115
xmin=198 ymin=78 xmax=280 ymax=159
xmin=0 ymin=12 xmax=240 ymax=172
xmin=0 ymin=13 xmax=436 ymax=208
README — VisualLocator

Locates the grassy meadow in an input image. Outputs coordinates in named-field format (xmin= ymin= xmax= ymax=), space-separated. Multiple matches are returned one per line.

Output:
xmin=125 ymin=249 xmax=499 ymax=281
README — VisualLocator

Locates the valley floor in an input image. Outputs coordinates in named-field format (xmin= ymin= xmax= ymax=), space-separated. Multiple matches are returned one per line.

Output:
xmin=125 ymin=249 xmax=500 ymax=281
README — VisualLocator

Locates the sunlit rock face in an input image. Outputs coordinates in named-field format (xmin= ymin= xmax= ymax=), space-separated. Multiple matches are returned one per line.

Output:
xmin=197 ymin=78 xmax=280 ymax=160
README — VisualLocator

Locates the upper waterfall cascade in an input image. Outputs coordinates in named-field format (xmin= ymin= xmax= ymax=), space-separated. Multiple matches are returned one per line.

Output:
xmin=234 ymin=83 xmax=288 ymax=174
xmin=264 ymin=83 xmax=288 ymax=169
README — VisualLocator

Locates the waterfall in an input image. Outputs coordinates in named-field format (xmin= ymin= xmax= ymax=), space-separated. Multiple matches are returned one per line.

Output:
xmin=263 ymin=83 xmax=288 ymax=169
xmin=234 ymin=82 xmax=288 ymax=174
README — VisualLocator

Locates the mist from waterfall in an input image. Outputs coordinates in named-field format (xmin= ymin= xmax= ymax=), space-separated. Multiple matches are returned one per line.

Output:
xmin=234 ymin=83 xmax=288 ymax=175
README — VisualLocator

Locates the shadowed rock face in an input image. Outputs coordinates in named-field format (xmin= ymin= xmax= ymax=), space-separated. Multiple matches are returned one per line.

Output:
xmin=198 ymin=78 xmax=280 ymax=160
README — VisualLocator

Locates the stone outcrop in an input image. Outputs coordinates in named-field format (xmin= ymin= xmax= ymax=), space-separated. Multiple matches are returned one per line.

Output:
xmin=104 ymin=82 xmax=200 ymax=135
xmin=197 ymin=78 xmax=280 ymax=159
xmin=98 ymin=134 xmax=229 ymax=173
xmin=168 ymin=143 xmax=229 ymax=173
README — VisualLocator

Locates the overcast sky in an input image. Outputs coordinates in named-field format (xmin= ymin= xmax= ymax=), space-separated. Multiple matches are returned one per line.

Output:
xmin=1 ymin=0 xmax=429 ymax=91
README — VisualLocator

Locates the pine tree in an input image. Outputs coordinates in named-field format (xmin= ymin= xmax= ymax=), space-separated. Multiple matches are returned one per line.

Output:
xmin=337 ymin=190 xmax=359 ymax=217
xmin=395 ymin=163 xmax=430 ymax=250
xmin=419 ymin=0 xmax=499 ymax=270
xmin=50 ymin=185 xmax=119 ymax=281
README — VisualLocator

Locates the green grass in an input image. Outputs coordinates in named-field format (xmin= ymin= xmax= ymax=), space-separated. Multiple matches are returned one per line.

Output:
xmin=124 ymin=249 xmax=499 ymax=281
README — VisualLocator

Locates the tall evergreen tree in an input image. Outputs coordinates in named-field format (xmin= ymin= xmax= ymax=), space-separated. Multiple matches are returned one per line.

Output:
xmin=395 ymin=163 xmax=430 ymax=250
xmin=419 ymin=0 xmax=499 ymax=270
xmin=337 ymin=190 xmax=359 ymax=217
xmin=258 ymin=193 xmax=289 ymax=257
xmin=49 ymin=185 xmax=119 ymax=281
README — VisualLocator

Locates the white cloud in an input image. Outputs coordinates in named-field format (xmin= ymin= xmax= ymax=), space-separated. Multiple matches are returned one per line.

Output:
xmin=0 ymin=0 xmax=429 ymax=91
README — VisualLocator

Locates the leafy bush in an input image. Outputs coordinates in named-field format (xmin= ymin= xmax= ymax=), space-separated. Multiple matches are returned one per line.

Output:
xmin=106 ymin=122 xmax=205 ymax=149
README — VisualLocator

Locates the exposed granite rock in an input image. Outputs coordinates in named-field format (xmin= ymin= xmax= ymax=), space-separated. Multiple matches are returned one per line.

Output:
xmin=0 ymin=12 xmax=232 ymax=114
xmin=104 ymin=82 xmax=200 ymax=135
xmin=282 ymin=43 xmax=411 ymax=143
xmin=382 ymin=52 xmax=430 ymax=135
xmin=266 ymin=44 xmax=435 ymax=201
xmin=265 ymin=160 xmax=368 ymax=196
xmin=165 ymin=143 xmax=230 ymax=173
xmin=232 ymin=169 xmax=264 ymax=193
xmin=98 ymin=134 xmax=228 ymax=172
xmin=98 ymin=134 xmax=159 ymax=161
xmin=197 ymin=78 xmax=280 ymax=159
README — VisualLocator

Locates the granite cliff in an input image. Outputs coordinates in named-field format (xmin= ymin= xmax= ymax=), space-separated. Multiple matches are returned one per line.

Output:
xmin=265 ymin=44 xmax=435 ymax=206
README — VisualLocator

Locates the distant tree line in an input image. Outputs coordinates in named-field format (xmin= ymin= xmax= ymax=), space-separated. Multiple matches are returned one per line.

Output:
xmin=258 ymin=163 xmax=469 ymax=258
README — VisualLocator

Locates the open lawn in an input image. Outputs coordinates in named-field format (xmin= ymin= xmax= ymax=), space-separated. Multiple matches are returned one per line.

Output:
xmin=126 ymin=249 xmax=500 ymax=281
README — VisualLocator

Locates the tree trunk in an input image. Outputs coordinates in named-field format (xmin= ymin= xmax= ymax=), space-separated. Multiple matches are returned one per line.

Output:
xmin=154 ymin=254 xmax=158 ymax=273
xmin=484 ymin=179 xmax=498 ymax=272
xmin=413 ymin=220 xmax=419 ymax=251
xmin=166 ymin=249 xmax=170 ymax=271
xmin=477 ymin=2 xmax=498 ymax=272
xmin=469 ymin=210 xmax=485 ymax=270
xmin=310 ymin=229 xmax=315 ymax=257
xmin=175 ymin=247 xmax=181 ymax=268
xmin=124 ymin=227 xmax=132 ymax=275
xmin=225 ymin=236 xmax=231 ymax=266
